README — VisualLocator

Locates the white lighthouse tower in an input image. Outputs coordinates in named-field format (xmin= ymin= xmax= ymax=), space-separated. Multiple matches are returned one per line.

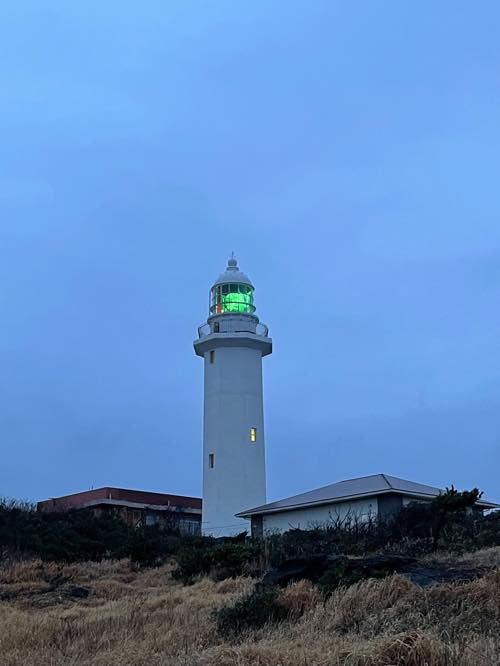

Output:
xmin=194 ymin=256 xmax=272 ymax=536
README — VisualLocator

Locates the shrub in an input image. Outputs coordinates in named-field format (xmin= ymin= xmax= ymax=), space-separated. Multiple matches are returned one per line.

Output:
xmin=317 ymin=556 xmax=397 ymax=596
xmin=0 ymin=499 xmax=179 ymax=564
xmin=172 ymin=543 xmax=216 ymax=583
xmin=210 ymin=542 xmax=260 ymax=580
xmin=475 ymin=511 xmax=500 ymax=549
xmin=128 ymin=526 xmax=181 ymax=567
xmin=317 ymin=557 xmax=354 ymax=594
xmin=172 ymin=541 xmax=260 ymax=584
xmin=392 ymin=487 xmax=487 ymax=552
xmin=2 ymin=488 xmax=498 ymax=570
xmin=216 ymin=584 xmax=288 ymax=637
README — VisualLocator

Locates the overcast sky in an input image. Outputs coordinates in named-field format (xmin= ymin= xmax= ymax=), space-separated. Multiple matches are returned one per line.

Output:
xmin=1 ymin=2 xmax=499 ymax=504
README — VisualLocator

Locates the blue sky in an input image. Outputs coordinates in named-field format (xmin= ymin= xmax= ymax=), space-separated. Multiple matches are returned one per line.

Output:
xmin=1 ymin=1 xmax=499 ymax=503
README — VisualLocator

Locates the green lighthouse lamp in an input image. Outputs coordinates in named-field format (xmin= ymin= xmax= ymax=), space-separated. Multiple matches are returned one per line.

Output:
xmin=209 ymin=255 xmax=256 ymax=315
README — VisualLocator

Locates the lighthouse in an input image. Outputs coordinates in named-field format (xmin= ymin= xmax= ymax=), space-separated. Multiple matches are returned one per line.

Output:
xmin=194 ymin=256 xmax=272 ymax=536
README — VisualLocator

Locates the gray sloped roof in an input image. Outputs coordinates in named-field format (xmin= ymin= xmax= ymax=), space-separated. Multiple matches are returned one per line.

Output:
xmin=236 ymin=473 xmax=499 ymax=517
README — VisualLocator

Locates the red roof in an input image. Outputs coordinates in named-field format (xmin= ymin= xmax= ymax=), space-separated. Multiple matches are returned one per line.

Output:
xmin=37 ymin=487 xmax=202 ymax=513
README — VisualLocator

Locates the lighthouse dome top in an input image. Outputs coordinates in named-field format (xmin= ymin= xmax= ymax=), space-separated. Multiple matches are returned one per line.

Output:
xmin=213 ymin=254 xmax=253 ymax=288
xmin=210 ymin=255 xmax=256 ymax=315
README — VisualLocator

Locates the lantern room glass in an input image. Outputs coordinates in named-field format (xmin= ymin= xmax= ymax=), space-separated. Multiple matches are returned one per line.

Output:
xmin=210 ymin=283 xmax=255 ymax=314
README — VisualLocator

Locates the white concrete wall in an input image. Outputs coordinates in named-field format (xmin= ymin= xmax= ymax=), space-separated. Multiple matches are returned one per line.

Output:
xmin=202 ymin=345 xmax=267 ymax=536
xmin=262 ymin=498 xmax=378 ymax=534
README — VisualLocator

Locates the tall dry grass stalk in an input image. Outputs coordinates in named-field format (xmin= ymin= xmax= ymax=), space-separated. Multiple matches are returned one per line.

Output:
xmin=0 ymin=553 xmax=499 ymax=666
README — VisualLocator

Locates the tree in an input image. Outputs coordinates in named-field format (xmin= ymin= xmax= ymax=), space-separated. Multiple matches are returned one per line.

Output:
xmin=431 ymin=486 xmax=483 ymax=550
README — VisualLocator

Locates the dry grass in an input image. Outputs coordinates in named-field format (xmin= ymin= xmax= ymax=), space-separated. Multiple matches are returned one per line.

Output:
xmin=422 ymin=545 xmax=500 ymax=568
xmin=277 ymin=579 xmax=322 ymax=618
xmin=0 ymin=551 xmax=499 ymax=666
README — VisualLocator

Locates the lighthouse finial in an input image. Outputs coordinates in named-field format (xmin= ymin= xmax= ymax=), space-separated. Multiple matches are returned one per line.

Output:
xmin=228 ymin=252 xmax=237 ymax=268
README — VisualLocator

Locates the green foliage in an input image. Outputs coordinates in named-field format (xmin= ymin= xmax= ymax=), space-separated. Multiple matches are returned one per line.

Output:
xmin=434 ymin=486 xmax=483 ymax=511
xmin=128 ymin=526 xmax=181 ymax=567
xmin=474 ymin=510 xmax=500 ymax=548
xmin=390 ymin=486 xmax=489 ymax=552
xmin=317 ymin=557 xmax=396 ymax=595
xmin=216 ymin=584 xmax=288 ymax=637
xmin=1 ymin=487 xmax=498 ymax=571
xmin=0 ymin=499 xmax=181 ymax=564
xmin=35 ymin=511 xmax=110 ymax=562
xmin=172 ymin=540 xmax=260 ymax=584
xmin=171 ymin=540 xmax=215 ymax=583
xmin=317 ymin=557 xmax=362 ymax=594
xmin=430 ymin=486 xmax=483 ymax=550
xmin=210 ymin=542 xmax=260 ymax=580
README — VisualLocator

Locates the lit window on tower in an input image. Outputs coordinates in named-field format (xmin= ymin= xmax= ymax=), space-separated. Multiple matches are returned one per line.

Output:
xmin=250 ymin=427 xmax=257 ymax=442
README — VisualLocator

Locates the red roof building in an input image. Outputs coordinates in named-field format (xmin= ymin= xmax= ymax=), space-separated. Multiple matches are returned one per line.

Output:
xmin=37 ymin=487 xmax=202 ymax=534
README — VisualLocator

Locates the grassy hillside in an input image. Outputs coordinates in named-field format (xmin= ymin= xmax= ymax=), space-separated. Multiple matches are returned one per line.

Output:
xmin=1 ymin=548 xmax=499 ymax=666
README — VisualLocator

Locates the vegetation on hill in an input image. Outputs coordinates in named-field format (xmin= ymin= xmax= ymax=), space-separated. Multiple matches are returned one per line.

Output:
xmin=1 ymin=489 xmax=499 ymax=664
xmin=0 ymin=548 xmax=499 ymax=665
xmin=1 ymin=488 xmax=498 ymax=570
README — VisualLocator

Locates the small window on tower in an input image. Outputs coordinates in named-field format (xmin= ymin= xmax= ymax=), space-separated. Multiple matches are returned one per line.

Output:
xmin=208 ymin=453 xmax=215 ymax=469
xmin=250 ymin=427 xmax=257 ymax=442
xmin=210 ymin=350 xmax=215 ymax=364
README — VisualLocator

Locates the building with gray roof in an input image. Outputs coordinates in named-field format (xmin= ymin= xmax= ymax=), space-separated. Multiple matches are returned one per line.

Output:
xmin=236 ymin=473 xmax=499 ymax=537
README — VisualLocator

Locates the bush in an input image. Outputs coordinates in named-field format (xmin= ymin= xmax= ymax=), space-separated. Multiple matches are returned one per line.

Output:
xmin=172 ymin=540 xmax=260 ymax=584
xmin=317 ymin=557 xmax=355 ymax=594
xmin=0 ymin=499 xmax=179 ymax=564
xmin=171 ymin=541 xmax=216 ymax=583
xmin=475 ymin=511 xmax=500 ymax=549
xmin=1 ymin=488 xmax=498 ymax=570
xmin=317 ymin=556 xmax=399 ymax=596
xmin=216 ymin=584 xmax=288 ymax=637
xmin=0 ymin=500 xmax=131 ymax=562
xmin=128 ymin=526 xmax=182 ymax=567
xmin=210 ymin=542 xmax=261 ymax=580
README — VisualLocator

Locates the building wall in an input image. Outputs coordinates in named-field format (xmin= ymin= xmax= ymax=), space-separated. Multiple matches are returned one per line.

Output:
xmin=202 ymin=344 xmax=267 ymax=536
xmin=377 ymin=493 xmax=404 ymax=518
xmin=254 ymin=493 xmax=450 ymax=535
xmin=143 ymin=510 xmax=201 ymax=535
xmin=261 ymin=497 xmax=378 ymax=534
xmin=251 ymin=515 xmax=264 ymax=539
xmin=90 ymin=505 xmax=201 ymax=534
